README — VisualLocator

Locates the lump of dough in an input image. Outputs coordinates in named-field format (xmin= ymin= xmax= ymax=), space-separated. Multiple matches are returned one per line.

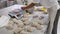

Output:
xmin=36 ymin=25 xmax=43 ymax=30
xmin=17 ymin=22 xmax=24 ymax=28
xmin=23 ymin=21 xmax=30 ymax=25
xmin=13 ymin=28 xmax=23 ymax=34
xmin=20 ymin=30 xmax=28 ymax=34
xmin=12 ymin=18 xmax=19 ymax=24
xmin=31 ymin=22 xmax=42 ymax=30
xmin=38 ymin=20 xmax=44 ymax=25
xmin=24 ymin=26 xmax=32 ymax=32
xmin=31 ymin=22 xmax=39 ymax=27
xmin=21 ymin=18 xmax=28 ymax=22
xmin=13 ymin=19 xmax=23 ymax=25
xmin=6 ymin=24 xmax=13 ymax=30
xmin=18 ymin=20 xmax=23 ymax=23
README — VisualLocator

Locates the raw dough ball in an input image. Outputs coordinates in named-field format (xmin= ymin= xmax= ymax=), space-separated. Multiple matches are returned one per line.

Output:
xmin=12 ymin=18 xmax=18 ymax=24
xmin=24 ymin=26 xmax=32 ymax=32
xmin=13 ymin=28 xmax=23 ymax=34
xmin=17 ymin=22 xmax=24 ymax=28
xmin=6 ymin=24 xmax=13 ymax=30
xmin=36 ymin=25 xmax=43 ymax=30
xmin=38 ymin=20 xmax=44 ymax=25
xmin=31 ymin=22 xmax=39 ymax=27
xmin=13 ymin=19 xmax=23 ymax=24
xmin=20 ymin=30 xmax=28 ymax=34
xmin=23 ymin=21 xmax=30 ymax=25
xmin=31 ymin=22 xmax=43 ymax=30
xmin=18 ymin=20 xmax=23 ymax=23
xmin=13 ymin=19 xmax=24 ymax=27
xmin=21 ymin=18 xmax=28 ymax=22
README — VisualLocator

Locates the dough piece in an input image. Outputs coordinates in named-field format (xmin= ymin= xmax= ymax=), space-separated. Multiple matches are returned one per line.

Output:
xmin=20 ymin=30 xmax=28 ymax=34
xmin=18 ymin=20 xmax=23 ymax=23
xmin=31 ymin=22 xmax=39 ymax=27
xmin=38 ymin=20 xmax=44 ymax=25
xmin=13 ymin=28 xmax=23 ymax=34
xmin=17 ymin=22 xmax=24 ymax=28
xmin=12 ymin=18 xmax=18 ymax=24
xmin=24 ymin=26 xmax=32 ymax=32
xmin=23 ymin=21 xmax=30 ymax=25
xmin=6 ymin=24 xmax=13 ymax=30
xmin=13 ymin=19 xmax=24 ymax=27
xmin=36 ymin=25 xmax=43 ymax=30
xmin=21 ymin=18 xmax=28 ymax=22
xmin=13 ymin=19 xmax=23 ymax=23
xmin=31 ymin=22 xmax=43 ymax=30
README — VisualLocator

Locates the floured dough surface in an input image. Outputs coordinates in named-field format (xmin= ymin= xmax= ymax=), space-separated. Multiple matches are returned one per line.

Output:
xmin=5 ymin=12 xmax=49 ymax=34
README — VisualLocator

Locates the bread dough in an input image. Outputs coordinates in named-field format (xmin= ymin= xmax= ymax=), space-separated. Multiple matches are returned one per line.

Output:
xmin=17 ymin=22 xmax=24 ymax=28
xmin=23 ymin=21 xmax=30 ymax=25
xmin=12 ymin=18 xmax=19 ymax=24
xmin=6 ymin=24 xmax=13 ymax=30
xmin=36 ymin=25 xmax=44 ymax=30
xmin=23 ymin=13 xmax=30 ymax=17
xmin=21 ymin=18 xmax=28 ymax=22
xmin=31 ymin=22 xmax=39 ymax=27
xmin=13 ymin=28 xmax=23 ymax=34
xmin=18 ymin=20 xmax=23 ymax=23
xmin=20 ymin=30 xmax=28 ymax=34
xmin=38 ymin=20 xmax=44 ymax=25
xmin=24 ymin=26 xmax=32 ymax=32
